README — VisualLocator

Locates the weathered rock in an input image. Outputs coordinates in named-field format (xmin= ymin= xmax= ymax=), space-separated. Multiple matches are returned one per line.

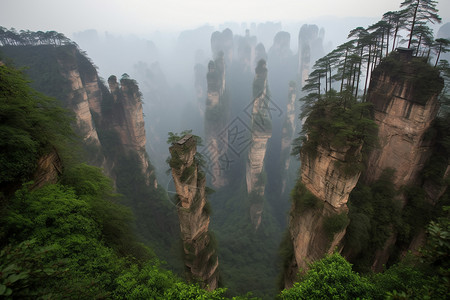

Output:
xmin=106 ymin=75 xmax=157 ymax=187
xmin=31 ymin=150 xmax=63 ymax=190
xmin=362 ymin=49 xmax=444 ymax=271
xmin=169 ymin=135 xmax=219 ymax=290
xmin=205 ymin=53 xmax=229 ymax=188
xmin=363 ymin=55 xmax=441 ymax=189
xmin=246 ymin=60 xmax=272 ymax=229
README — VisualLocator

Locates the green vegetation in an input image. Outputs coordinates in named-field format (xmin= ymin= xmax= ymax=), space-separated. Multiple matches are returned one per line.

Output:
xmin=323 ymin=212 xmax=349 ymax=240
xmin=293 ymin=91 xmax=377 ymax=176
xmin=290 ymin=181 xmax=323 ymax=213
xmin=0 ymin=64 xmax=72 ymax=192
xmin=280 ymin=253 xmax=374 ymax=300
xmin=0 ymin=60 xmax=255 ymax=299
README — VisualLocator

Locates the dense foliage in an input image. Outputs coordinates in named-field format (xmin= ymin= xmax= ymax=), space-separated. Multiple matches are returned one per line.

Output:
xmin=0 ymin=64 xmax=72 ymax=191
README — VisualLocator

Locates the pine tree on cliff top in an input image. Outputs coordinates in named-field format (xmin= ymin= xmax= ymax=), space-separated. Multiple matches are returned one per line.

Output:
xmin=400 ymin=0 xmax=441 ymax=48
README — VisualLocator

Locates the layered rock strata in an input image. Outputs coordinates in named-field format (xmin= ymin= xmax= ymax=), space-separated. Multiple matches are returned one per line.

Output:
xmin=246 ymin=60 xmax=272 ymax=229
xmin=169 ymin=135 xmax=219 ymax=290
xmin=362 ymin=49 xmax=443 ymax=271
xmin=205 ymin=53 xmax=229 ymax=188
xmin=284 ymin=143 xmax=361 ymax=287
xmin=363 ymin=50 xmax=442 ymax=189
xmin=107 ymin=75 xmax=156 ymax=186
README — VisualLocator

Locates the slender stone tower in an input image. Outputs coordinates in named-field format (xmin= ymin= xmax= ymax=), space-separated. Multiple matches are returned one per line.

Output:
xmin=168 ymin=134 xmax=219 ymax=290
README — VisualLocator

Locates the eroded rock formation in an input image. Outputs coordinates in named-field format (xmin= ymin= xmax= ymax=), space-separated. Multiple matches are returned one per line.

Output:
xmin=361 ymin=49 xmax=444 ymax=271
xmin=168 ymin=135 xmax=219 ymax=290
xmin=107 ymin=75 xmax=156 ymax=186
xmin=363 ymin=49 xmax=443 ymax=189
xmin=246 ymin=60 xmax=272 ymax=229
xmin=280 ymin=81 xmax=297 ymax=194
xmin=283 ymin=142 xmax=361 ymax=287
xmin=205 ymin=53 xmax=229 ymax=188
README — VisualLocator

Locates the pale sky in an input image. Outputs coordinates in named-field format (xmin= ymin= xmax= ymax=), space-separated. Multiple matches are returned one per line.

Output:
xmin=2 ymin=0 xmax=450 ymax=36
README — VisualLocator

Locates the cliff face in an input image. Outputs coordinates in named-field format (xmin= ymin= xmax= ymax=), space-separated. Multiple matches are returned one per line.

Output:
xmin=280 ymin=82 xmax=297 ymax=194
xmin=56 ymin=47 xmax=102 ymax=148
xmin=169 ymin=135 xmax=219 ymax=290
xmin=205 ymin=53 xmax=229 ymax=188
xmin=107 ymin=75 xmax=156 ymax=186
xmin=284 ymin=143 xmax=359 ymax=287
xmin=246 ymin=60 xmax=272 ymax=229
xmin=363 ymin=52 xmax=442 ymax=189
xmin=361 ymin=50 xmax=444 ymax=271
xmin=1 ymin=43 xmax=157 ymax=188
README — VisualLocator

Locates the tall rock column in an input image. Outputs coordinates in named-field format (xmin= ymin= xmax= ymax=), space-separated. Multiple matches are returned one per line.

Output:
xmin=246 ymin=60 xmax=272 ymax=230
xmin=205 ymin=53 xmax=229 ymax=188
xmin=168 ymin=135 xmax=219 ymax=290
xmin=361 ymin=49 xmax=444 ymax=271
xmin=280 ymin=81 xmax=297 ymax=194
xmin=107 ymin=75 xmax=157 ymax=187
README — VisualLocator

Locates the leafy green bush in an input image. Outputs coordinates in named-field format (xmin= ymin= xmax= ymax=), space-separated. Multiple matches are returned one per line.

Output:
xmin=0 ymin=64 xmax=72 ymax=187
xmin=280 ymin=253 xmax=375 ymax=300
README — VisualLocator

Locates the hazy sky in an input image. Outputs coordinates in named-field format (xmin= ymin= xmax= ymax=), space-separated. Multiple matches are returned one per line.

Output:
xmin=2 ymin=0 xmax=450 ymax=35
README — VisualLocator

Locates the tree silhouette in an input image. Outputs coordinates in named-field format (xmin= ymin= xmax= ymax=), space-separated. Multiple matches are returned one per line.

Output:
xmin=400 ymin=0 xmax=441 ymax=48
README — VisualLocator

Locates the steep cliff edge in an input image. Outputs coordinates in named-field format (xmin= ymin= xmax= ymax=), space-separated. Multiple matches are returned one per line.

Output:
xmin=246 ymin=60 xmax=272 ymax=230
xmin=107 ymin=75 xmax=156 ymax=187
xmin=168 ymin=135 xmax=219 ymax=290
xmin=283 ymin=85 xmax=377 ymax=287
xmin=0 ymin=43 xmax=156 ymax=187
xmin=358 ymin=50 xmax=444 ymax=271
xmin=283 ymin=144 xmax=359 ymax=288
xmin=363 ymin=50 xmax=443 ymax=189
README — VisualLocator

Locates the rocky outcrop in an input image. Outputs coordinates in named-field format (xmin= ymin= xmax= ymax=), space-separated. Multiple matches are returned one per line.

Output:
xmin=31 ymin=150 xmax=63 ymax=190
xmin=107 ymin=75 xmax=156 ymax=186
xmin=246 ymin=60 xmax=272 ymax=229
xmin=168 ymin=135 xmax=219 ymax=290
xmin=361 ymin=49 xmax=444 ymax=271
xmin=363 ymin=50 xmax=443 ymax=189
xmin=205 ymin=53 xmax=229 ymax=188
xmin=56 ymin=47 xmax=102 ymax=148
xmin=280 ymin=81 xmax=297 ymax=194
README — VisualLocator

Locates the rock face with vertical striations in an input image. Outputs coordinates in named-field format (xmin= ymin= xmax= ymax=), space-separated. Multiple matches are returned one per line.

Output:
xmin=0 ymin=41 xmax=157 ymax=188
xmin=283 ymin=142 xmax=360 ymax=288
xmin=246 ymin=60 xmax=272 ymax=230
xmin=168 ymin=135 xmax=219 ymax=291
xmin=107 ymin=75 xmax=156 ymax=186
xmin=363 ymin=49 xmax=443 ymax=189
xmin=205 ymin=52 xmax=229 ymax=188
xmin=361 ymin=49 xmax=444 ymax=271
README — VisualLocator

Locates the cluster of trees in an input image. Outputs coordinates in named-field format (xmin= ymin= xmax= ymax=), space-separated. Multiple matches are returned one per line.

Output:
xmin=0 ymin=27 xmax=74 ymax=47
xmin=302 ymin=0 xmax=449 ymax=105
